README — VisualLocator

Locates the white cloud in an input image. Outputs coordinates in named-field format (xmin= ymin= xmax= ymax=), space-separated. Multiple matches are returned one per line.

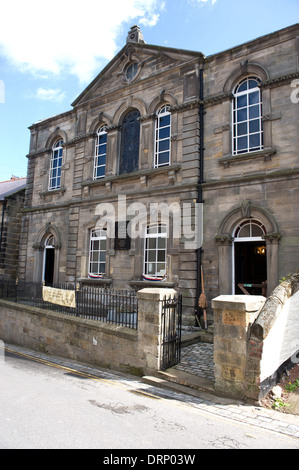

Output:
xmin=188 ymin=0 xmax=217 ymax=5
xmin=0 ymin=0 xmax=163 ymax=83
xmin=36 ymin=88 xmax=66 ymax=102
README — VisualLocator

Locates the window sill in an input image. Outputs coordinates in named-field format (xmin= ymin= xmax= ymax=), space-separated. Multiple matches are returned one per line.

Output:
xmin=219 ymin=148 xmax=276 ymax=167
xmin=82 ymin=163 xmax=181 ymax=188
xmin=77 ymin=277 xmax=112 ymax=285
xmin=39 ymin=187 xmax=66 ymax=199
xmin=129 ymin=279 xmax=175 ymax=289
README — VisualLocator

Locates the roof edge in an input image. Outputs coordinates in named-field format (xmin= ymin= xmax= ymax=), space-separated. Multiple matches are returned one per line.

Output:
xmin=71 ymin=42 xmax=205 ymax=108
xmin=206 ymin=22 xmax=299 ymax=61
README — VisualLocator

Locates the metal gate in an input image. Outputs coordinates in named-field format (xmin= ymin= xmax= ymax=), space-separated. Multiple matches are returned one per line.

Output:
xmin=160 ymin=293 xmax=182 ymax=370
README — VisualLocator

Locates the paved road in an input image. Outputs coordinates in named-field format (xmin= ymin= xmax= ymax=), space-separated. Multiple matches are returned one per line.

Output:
xmin=0 ymin=343 xmax=299 ymax=450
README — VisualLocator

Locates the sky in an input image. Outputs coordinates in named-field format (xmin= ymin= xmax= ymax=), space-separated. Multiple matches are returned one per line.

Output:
xmin=0 ymin=0 xmax=298 ymax=181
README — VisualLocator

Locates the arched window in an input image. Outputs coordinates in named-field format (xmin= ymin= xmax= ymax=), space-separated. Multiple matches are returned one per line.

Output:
xmin=144 ymin=224 xmax=167 ymax=279
xmin=45 ymin=234 xmax=55 ymax=246
xmin=89 ymin=228 xmax=107 ymax=277
xmin=49 ymin=139 xmax=63 ymax=190
xmin=232 ymin=77 xmax=263 ymax=155
xmin=155 ymin=105 xmax=171 ymax=168
xmin=94 ymin=126 xmax=107 ymax=179
xmin=234 ymin=219 xmax=266 ymax=239
xmin=120 ymin=109 xmax=140 ymax=174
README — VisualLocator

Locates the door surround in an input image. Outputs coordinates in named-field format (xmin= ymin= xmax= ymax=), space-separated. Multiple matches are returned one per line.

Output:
xmin=214 ymin=201 xmax=281 ymax=296
xmin=32 ymin=224 xmax=61 ymax=284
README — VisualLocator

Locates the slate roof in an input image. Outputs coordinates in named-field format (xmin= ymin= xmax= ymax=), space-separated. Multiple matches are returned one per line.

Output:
xmin=0 ymin=178 xmax=27 ymax=201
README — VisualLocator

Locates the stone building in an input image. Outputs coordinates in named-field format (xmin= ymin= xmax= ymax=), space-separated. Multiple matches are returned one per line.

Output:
xmin=18 ymin=24 xmax=299 ymax=324
xmin=202 ymin=23 xmax=299 ymax=302
xmin=0 ymin=177 xmax=26 ymax=280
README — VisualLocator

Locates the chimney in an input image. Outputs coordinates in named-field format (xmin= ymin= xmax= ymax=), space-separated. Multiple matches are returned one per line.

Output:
xmin=126 ymin=25 xmax=145 ymax=44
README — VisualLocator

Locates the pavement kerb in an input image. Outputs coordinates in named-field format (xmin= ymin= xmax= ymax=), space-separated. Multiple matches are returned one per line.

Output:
xmin=3 ymin=342 xmax=299 ymax=440
xmin=141 ymin=370 xmax=299 ymax=440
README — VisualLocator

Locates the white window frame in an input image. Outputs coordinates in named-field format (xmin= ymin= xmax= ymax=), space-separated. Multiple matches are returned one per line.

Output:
xmin=94 ymin=126 xmax=107 ymax=180
xmin=49 ymin=139 xmax=63 ymax=190
xmin=143 ymin=224 xmax=167 ymax=279
xmin=232 ymin=77 xmax=263 ymax=155
xmin=234 ymin=219 xmax=266 ymax=239
xmin=89 ymin=228 xmax=107 ymax=277
xmin=154 ymin=105 xmax=171 ymax=168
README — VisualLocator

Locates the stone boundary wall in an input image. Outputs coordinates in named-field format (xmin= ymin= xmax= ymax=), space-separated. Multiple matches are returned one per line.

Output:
xmin=0 ymin=288 xmax=177 ymax=376
xmin=212 ymin=273 xmax=299 ymax=402
xmin=249 ymin=272 xmax=299 ymax=399
xmin=0 ymin=299 xmax=142 ymax=375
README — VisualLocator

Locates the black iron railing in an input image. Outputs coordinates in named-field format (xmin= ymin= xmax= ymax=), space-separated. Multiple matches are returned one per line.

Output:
xmin=0 ymin=280 xmax=138 ymax=329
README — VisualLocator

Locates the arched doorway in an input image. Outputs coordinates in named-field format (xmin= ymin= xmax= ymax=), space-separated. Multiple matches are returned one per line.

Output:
xmin=232 ymin=219 xmax=267 ymax=295
xmin=43 ymin=235 xmax=55 ymax=286
xmin=33 ymin=224 xmax=61 ymax=285
xmin=215 ymin=201 xmax=281 ymax=296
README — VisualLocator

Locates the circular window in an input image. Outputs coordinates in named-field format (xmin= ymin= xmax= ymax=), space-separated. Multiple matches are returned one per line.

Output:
xmin=125 ymin=62 xmax=138 ymax=81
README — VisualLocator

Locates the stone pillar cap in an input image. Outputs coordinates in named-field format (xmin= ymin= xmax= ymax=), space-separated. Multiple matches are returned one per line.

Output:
xmin=137 ymin=287 xmax=177 ymax=301
xmin=212 ymin=295 xmax=266 ymax=311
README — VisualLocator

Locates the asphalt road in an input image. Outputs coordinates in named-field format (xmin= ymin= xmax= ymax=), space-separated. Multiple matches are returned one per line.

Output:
xmin=0 ymin=344 xmax=298 ymax=451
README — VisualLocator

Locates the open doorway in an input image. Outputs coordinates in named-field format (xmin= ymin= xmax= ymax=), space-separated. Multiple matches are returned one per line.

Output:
xmin=233 ymin=219 xmax=267 ymax=296
xmin=43 ymin=235 xmax=55 ymax=286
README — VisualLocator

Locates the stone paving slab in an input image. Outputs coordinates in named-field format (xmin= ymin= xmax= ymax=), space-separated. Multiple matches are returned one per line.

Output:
xmin=155 ymin=338 xmax=299 ymax=439
xmin=176 ymin=338 xmax=299 ymax=417
xmin=150 ymin=369 xmax=299 ymax=439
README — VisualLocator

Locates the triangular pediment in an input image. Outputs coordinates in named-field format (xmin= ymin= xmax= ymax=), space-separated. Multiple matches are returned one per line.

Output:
xmin=72 ymin=42 xmax=203 ymax=108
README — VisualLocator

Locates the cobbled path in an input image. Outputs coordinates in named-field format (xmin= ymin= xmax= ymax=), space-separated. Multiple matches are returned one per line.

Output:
xmin=174 ymin=342 xmax=215 ymax=380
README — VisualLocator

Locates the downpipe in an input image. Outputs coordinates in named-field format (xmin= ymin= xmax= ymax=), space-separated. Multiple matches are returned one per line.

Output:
xmin=195 ymin=68 xmax=206 ymax=328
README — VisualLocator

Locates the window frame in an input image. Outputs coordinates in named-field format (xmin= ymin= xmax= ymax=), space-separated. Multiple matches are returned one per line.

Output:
xmin=119 ymin=109 xmax=140 ymax=174
xmin=143 ymin=223 xmax=167 ymax=279
xmin=154 ymin=105 xmax=171 ymax=168
xmin=94 ymin=125 xmax=107 ymax=180
xmin=232 ymin=77 xmax=263 ymax=156
xmin=89 ymin=228 xmax=107 ymax=278
xmin=234 ymin=219 xmax=266 ymax=240
xmin=49 ymin=139 xmax=63 ymax=190
xmin=125 ymin=62 xmax=138 ymax=81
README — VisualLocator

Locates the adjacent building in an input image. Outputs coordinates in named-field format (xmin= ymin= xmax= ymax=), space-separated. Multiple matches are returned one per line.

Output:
xmin=0 ymin=177 xmax=26 ymax=281
xmin=18 ymin=24 xmax=299 ymax=324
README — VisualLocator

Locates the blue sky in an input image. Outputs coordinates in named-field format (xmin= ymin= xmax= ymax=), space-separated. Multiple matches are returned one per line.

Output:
xmin=0 ymin=0 xmax=298 ymax=181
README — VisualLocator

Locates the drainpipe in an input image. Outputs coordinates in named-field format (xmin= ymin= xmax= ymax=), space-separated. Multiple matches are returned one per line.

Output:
xmin=196 ymin=68 xmax=205 ymax=327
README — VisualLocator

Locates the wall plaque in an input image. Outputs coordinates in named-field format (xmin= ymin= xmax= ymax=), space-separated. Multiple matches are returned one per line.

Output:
xmin=114 ymin=221 xmax=131 ymax=250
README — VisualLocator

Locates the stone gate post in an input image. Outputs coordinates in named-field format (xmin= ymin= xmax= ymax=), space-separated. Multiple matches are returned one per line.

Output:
xmin=137 ymin=287 xmax=177 ymax=372
xmin=212 ymin=295 xmax=265 ymax=399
